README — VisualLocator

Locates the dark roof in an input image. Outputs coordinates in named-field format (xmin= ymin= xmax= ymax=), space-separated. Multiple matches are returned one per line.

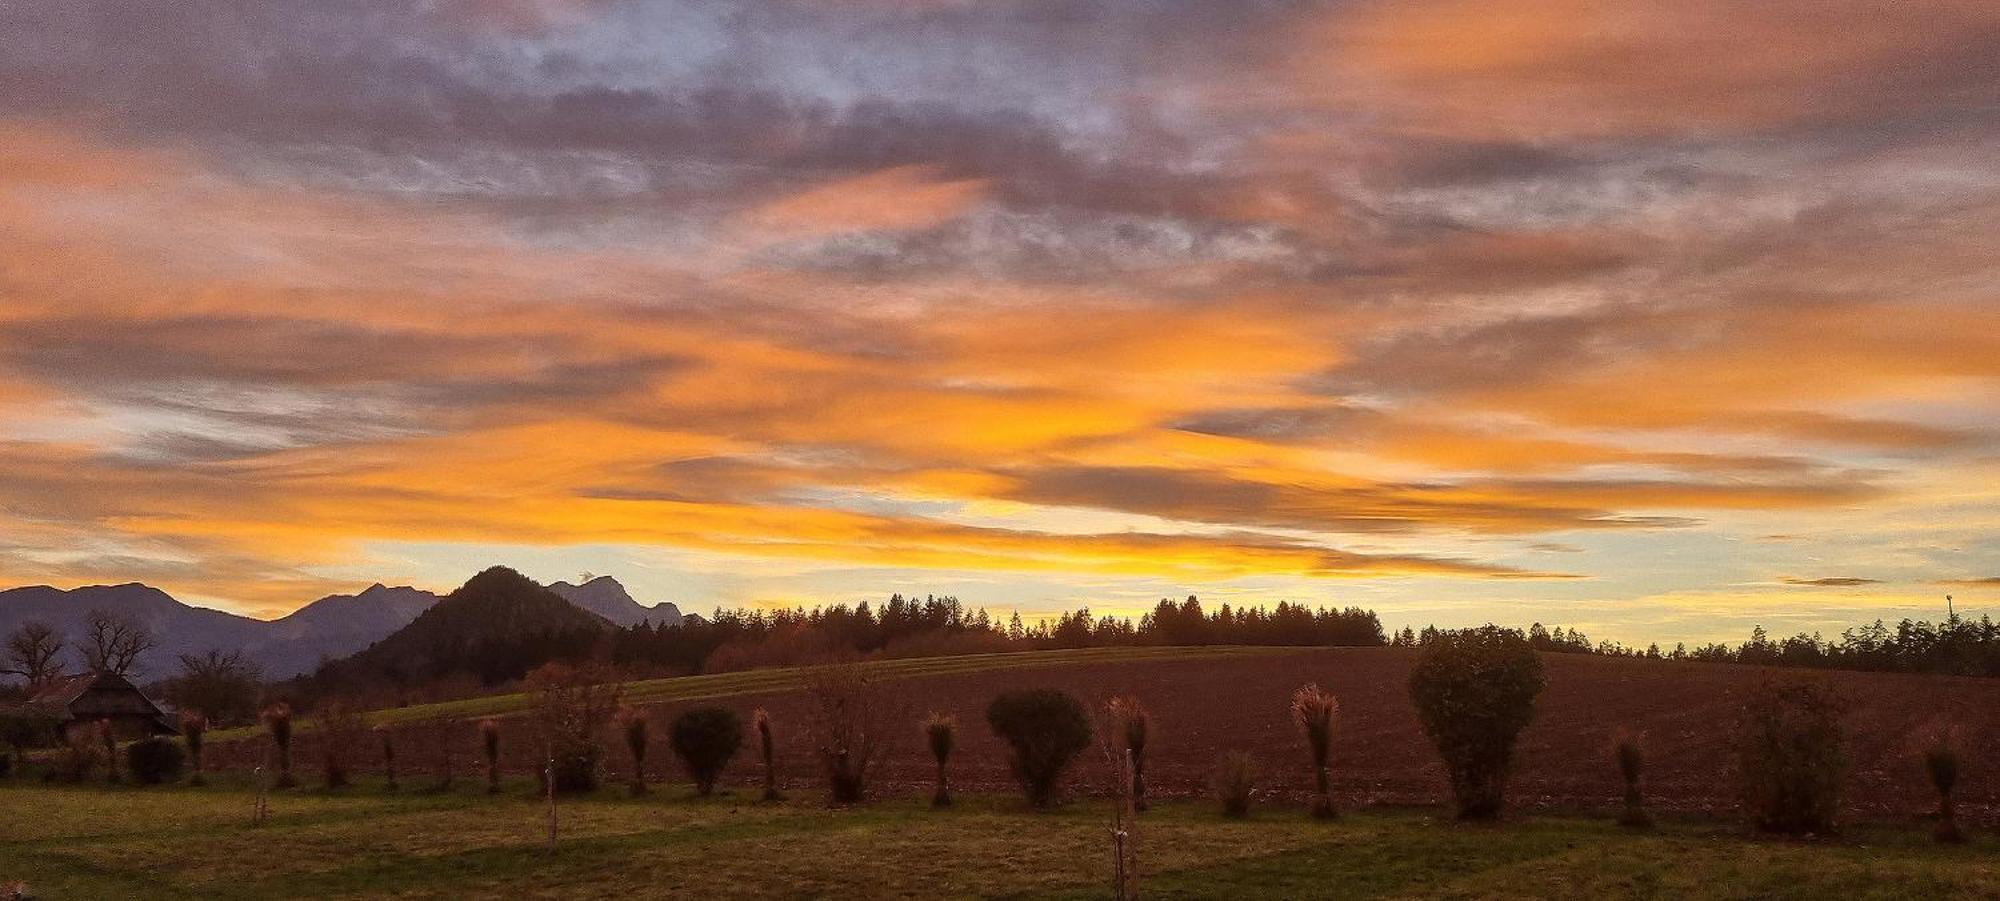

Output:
xmin=22 ymin=672 xmax=177 ymax=733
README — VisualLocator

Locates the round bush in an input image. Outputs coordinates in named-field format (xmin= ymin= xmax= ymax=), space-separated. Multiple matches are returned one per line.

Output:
xmin=1407 ymin=625 xmax=1546 ymax=820
xmin=670 ymin=706 xmax=744 ymax=796
xmin=1737 ymin=679 xmax=1846 ymax=834
xmin=985 ymin=689 xmax=1092 ymax=808
xmin=545 ymin=742 xmax=601 ymax=794
xmin=126 ymin=736 xmax=187 ymax=785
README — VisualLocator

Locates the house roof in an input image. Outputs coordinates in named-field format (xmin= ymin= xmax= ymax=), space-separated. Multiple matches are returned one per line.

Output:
xmin=21 ymin=671 xmax=177 ymax=733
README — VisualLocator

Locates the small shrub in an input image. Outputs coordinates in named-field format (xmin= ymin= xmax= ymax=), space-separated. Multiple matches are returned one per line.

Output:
xmin=180 ymin=712 xmax=208 ymax=785
xmin=480 ymin=718 xmax=503 ymax=793
xmin=262 ymin=703 xmax=296 ymax=789
xmin=315 ymin=702 xmax=364 ymax=790
xmin=56 ymin=727 xmax=103 ymax=783
xmin=126 ymin=737 xmax=186 ymax=785
xmin=1737 ymin=679 xmax=1846 ymax=835
xmin=1108 ymin=696 xmax=1151 ymax=811
xmin=924 ymin=712 xmax=956 ymax=807
xmin=806 ymin=664 xmax=898 ymax=804
xmin=670 ymin=706 xmax=743 ymax=796
xmin=1290 ymin=684 xmax=1338 ymax=819
xmin=375 ymin=724 xmax=398 ymax=791
xmin=1214 ymin=751 xmax=1257 ymax=818
xmin=754 ymin=708 xmax=782 ymax=801
xmin=1612 ymin=728 xmax=1651 ymax=828
xmin=615 ymin=707 xmax=649 ymax=796
xmin=1924 ymin=740 xmax=1965 ymax=844
xmin=1 ymin=712 xmax=57 ymax=777
xmin=986 ymin=688 xmax=1092 ymax=808
xmin=1407 ymin=625 xmax=1546 ymax=820
xmin=528 ymin=662 xmax=621 ymax=794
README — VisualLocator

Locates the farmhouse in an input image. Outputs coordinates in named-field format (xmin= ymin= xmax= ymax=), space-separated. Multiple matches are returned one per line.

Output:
xmin=21 ymin=671 xmax=178 ymax=741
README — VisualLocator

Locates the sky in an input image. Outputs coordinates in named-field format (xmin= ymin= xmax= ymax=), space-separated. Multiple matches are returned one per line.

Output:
xmin=0 ymin=1 xmax=1995 ymax=643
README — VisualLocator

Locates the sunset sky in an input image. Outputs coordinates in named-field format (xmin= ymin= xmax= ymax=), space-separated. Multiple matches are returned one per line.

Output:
xmin=0 ymin=1 xmax=1995 ymax=642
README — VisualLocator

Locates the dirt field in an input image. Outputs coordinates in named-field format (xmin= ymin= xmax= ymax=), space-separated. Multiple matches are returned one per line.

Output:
xmin=214 ymin=648 xmax=2000 ymax=825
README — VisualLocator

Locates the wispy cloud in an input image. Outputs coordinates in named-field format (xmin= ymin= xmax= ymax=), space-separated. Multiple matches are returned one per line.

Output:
xmin=0 ymin=1 xmax=1993 ymax=633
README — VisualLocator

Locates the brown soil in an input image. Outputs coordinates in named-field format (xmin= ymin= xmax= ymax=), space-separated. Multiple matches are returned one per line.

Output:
xmin=224 ymin=648 xmax=2000 ymax=824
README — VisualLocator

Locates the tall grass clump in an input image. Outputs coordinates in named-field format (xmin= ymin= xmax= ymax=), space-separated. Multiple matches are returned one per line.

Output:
xmin=1290 ymin=684 xmax=1339 ymax=819
xmin=754 ymin=708 xmax=782 ymax=801
xmin=375 ymin=724 xmax=398 ymax=791
xmin=670 ymin=706 xmax=743 ymax=796
xmin=126 ymin=736 xmax=185 ymax=785
xmin=1214 ymin=751 xmax=1257 ymax=818
xmin=1108 ymin=696 xmax=1151 ymax=811
xmin=987 ymin=688 xmax=1092 ymax=809
xmin=1737 ymin=678 xmax=1846 ymax=835
xmin=1407 ymin=625 xmax=1546 ymax=820
xmin=924 ymin=712 xmax=956 ymax=807
xmin=1612 ymin=728 xmax=1651 ymax=828
xmin=180 ymin=712 xmax=207 ymax=785
xmin=616 ymin=707 xmax=650 ymax=795
xmin=262 ymin=703 xmax=296 ymax=789
xmin=479 ymin=718 xmax=503 ymax=793
xmin=1924 ymin=739 xmax=1965 ymax=843
xmin=806 ymin=664 xmax=897 ymax=804
xmin=315 ymin=702 xmax=363 ymax=790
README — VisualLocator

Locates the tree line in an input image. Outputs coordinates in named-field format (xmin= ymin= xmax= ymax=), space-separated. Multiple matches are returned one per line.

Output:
xmin=608 ymin=594 xmax=1388 ymax=674
xmin=1385 ymin=613 xmax=2000 ymax=678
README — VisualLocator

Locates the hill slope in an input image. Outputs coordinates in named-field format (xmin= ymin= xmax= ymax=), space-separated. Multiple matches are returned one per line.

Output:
xmin=329 ymin=566 xmax=611 ymax=684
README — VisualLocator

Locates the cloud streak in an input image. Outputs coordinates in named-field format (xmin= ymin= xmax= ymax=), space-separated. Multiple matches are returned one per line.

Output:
xmin=0 ymin=1 xmax=1992 ymax=633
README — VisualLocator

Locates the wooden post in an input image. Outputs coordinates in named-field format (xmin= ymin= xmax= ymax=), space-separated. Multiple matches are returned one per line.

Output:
xmin=252 ymin=752 xmax=270 ymax=826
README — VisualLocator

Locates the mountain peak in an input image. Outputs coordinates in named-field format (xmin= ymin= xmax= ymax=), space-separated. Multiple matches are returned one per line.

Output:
xmin=547 ymin=574 xmax=681 ymax=628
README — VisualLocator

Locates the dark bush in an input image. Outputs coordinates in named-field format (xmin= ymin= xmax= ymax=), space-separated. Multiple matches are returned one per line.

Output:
xmin=753 ymin=708 xmax=782 ymax=802
xmin=986 ymin=689 xmax=1092 ymax=808
xmin=126 ymin=737 xmax=186 ymax=785
xmin=1408 ymin=625 xmax=1546 ymax=820
xmin=1925 ymin=741 xmax=1964 ymax=843
xmin=262 ymin=702 xmax=296 ymax=789
xmin=0 ymin=751 xmax=10 ymax=779
xmin=1108 ymin=696 xmax=1151 ymax=811
xmin=1737 ymin=679 xmax=1846 ymax=834
xmin=924 ymin=712 xmax=956 ymax=807
xmin=1214 ymin=751 xmax=1257 ymax=818
xmin=1612 ymin=729 xmax=1651 ymax=828
xmin=670 ymin=706 xmax=744 ymax=796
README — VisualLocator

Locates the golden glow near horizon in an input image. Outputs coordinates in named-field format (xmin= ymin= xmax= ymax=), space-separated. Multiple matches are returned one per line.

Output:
xmin=0 ymin=1 xmax=1995 ymax=642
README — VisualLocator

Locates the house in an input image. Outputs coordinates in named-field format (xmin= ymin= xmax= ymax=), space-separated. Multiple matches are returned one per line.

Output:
xmin=21 ymin=672 xmax=178 ymax=741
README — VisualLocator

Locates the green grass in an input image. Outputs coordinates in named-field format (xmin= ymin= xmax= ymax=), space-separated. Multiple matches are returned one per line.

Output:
xmin=4 ymin=780 xmax=1994 ymax=899
xmin=208 ymin=646 xmax=1285 ymax=741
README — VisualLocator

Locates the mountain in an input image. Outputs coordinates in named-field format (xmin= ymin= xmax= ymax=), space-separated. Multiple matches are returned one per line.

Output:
xmin=255 ymin=584 xmax=440 ymax=673
xmin=329 ymin=566 xmax=611 ymax=684
xmin=548 ymin=576 xmax=682 ymax=627
xmin=0 ymin=582 xmax=437 ymax=681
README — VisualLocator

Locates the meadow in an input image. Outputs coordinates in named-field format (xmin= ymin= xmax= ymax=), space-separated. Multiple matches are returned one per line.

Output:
xmin=6 ymin=780 xmax=1998 ymax=900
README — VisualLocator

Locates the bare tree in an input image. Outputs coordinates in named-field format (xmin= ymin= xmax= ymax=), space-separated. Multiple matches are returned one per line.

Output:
xmin=166 ymin=649 xmax=264 ymax=725
xmin=82 ymin=609 xmax=156 ymax=677
xmin=3 ymin=621 xmax=66 ymax=687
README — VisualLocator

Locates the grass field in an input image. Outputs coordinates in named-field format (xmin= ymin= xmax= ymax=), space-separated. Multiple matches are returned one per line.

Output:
xmin=4 ymin=779 xmax=1996 ymax=899
xmin=207 ymin=646 xmax=1282 ymax=741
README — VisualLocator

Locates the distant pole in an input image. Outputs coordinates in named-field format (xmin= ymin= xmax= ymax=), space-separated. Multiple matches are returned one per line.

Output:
xmin=1947 ymin=595 xmax=1955 ymax=620
xmin=253 ymin=755 xmax=269 ymax=826
xmin=545 ymin=754 xmax=558 ymax=851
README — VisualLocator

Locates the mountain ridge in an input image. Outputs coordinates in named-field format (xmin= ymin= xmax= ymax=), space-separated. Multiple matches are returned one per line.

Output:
xmin=0 ymin=572 xmax=676 ymax=681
